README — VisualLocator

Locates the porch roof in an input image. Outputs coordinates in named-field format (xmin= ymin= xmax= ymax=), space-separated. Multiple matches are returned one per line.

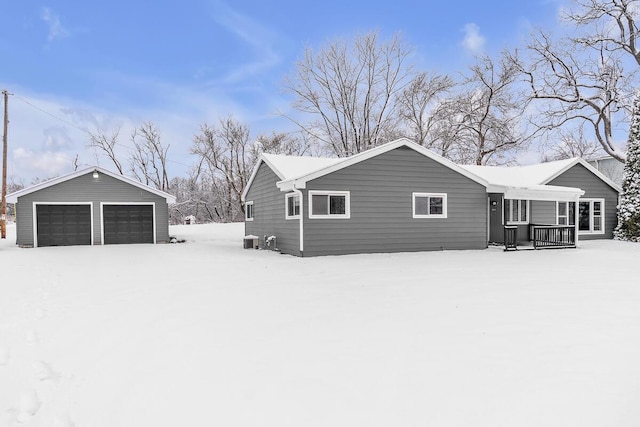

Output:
xmin=460 ymin=160 xmax=591 ymax=201
xmin=494 ymin=184 xmax=584 ymax=202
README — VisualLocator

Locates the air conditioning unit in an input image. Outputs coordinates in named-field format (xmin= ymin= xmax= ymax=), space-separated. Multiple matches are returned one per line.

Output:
xmin=243 ymin=235 xmax=259 ymax=249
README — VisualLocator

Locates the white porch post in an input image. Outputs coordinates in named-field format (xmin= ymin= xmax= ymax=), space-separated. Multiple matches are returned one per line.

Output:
xmin=574 ymin=194 xmax=580 ymax=247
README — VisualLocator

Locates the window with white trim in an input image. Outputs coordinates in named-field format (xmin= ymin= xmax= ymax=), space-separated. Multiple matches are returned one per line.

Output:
xmin=505 ymin=199 xmax=528 ymax=224
xmin=309 ymin=191 xmax=350 ymax=219
xmin=412 ymin=193 xmax=447 ymax=218
xmin=245 ymin=201 xmax=254 ymax=221
xmin=578 ymin=199 xmax=605 ymax=234
xmin=556 ymin=201 xmax=576 ymax=226
xmin=285 ymin=193 xmax=300 ymax=219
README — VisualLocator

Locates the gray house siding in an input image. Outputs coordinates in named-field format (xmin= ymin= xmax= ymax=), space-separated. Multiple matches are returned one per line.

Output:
xmin=548 ymin=163 xmax=619 ymax=239
xmin=244 ymin=162 xmax=300 ymax=255
xmin=530 ymin=201 xmax=556 ymax=225
xmin=301 ymin=146 xmax=488 ymax=256
xmin=15 ymin=171 xmax=170 ymax=246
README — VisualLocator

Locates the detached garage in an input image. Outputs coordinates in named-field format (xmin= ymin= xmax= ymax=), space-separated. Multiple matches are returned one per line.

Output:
xmin=7 ymin=166 xmax=176 ymax=247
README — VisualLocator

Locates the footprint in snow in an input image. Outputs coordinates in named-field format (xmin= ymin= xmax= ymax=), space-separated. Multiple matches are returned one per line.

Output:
xmin=16 ymin=389 xmax=41 ymax=423
xmin=33 ymin=360 xmax=58 ymax=382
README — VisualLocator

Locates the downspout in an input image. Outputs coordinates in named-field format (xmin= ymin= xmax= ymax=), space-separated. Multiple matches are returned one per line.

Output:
xmin=293 ymin=186 xmax=304 ymax=256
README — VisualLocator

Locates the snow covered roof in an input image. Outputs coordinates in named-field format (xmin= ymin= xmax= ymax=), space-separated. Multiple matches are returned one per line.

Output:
xmin=7 ymin=166 xmax=177 ymax=204
xmin=241 ymin=139 xmax=620 ymax=203
xmin=273 ymin=138 xmax=489 ymax=192
xmin=261 ymin=153 xmax=343 ymax=181
xmin=460 ymin=157 xmax=621 ymax=194
xmin=461 ymin=159 xmax=575 ymax=187
xmin=242 ymin=138 xmax=489 ymax=201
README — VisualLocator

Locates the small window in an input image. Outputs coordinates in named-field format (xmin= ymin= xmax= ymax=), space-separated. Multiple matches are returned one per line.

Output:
xmin=578 ymin=199 xmax=605 ymax=234
xmin=413 ymin=193 xmax=447 ymax=218
xmin=245 ymin=201 xmax=254 ymax=221
xmin=557 ymin=201 xmax=576 ymax=226
xmin=285 ymin=193 xmax=300 ymax=219
xmin=505 ymin=199 xmax=528 ymax=224
xmin=309 ymin=191 xmax=350 ymax=219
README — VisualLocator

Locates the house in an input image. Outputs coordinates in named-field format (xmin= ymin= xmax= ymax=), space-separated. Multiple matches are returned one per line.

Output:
xmin=462 ymin=158 xmax=621 ymax=245
xmin=7 ymin=166 xmax=176 ymax=247
xmin=242 ymin=138 xmax=621 ymax=257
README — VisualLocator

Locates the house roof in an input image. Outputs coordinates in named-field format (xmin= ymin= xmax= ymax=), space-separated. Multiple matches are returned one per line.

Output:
xmin=261 ymin=153 xmax=343 ymax=181
xmin=241 ymin=139 xmax=619 ymax=203
xmin=273 ymin=138 xmax=490 ymax=192
xmin=460 ymin=157 xmax=622 ymax=194
xmin=242 ymin=138 xmax=488 ymax=201
xmin=7 ymin=166 xmax=177 ymax=204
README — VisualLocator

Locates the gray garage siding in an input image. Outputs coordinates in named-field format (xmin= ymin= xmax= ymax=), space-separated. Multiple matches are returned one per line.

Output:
xmin=15 ymin=171 xmax=170 ymax=246
xmin=301 ymin=146 xmax=488 ymax=256
xmin=244 ymin=162 xmax=300 ymax=255
xmin=548 ymin=163 xmax=619 ymax=239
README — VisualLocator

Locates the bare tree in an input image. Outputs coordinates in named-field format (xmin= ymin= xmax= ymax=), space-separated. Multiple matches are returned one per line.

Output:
xmin=542 ymin=124 xmax=605 ymax=161
xmin=511 ymin=30 xmax=630 ymax=163
xmin=397 ymin=71 xmax=456 ymax=147
xmin=511 ymin=0 xmax=640 ymax=163
xmin=252 ymin=132 xmax=309 ymax=158
xmin=443 ymin=54 xmax=531 ymax=165
xmin=129 ymin=122 xmax=170 ymax=191
xmin=565 ymin=0 xmax=640 ymax=67
xmin=284 ymin=31 xmax=413 ymax=156
xmin=191 ymin=117 xmax=253 ymax=222
xmin=88 ymin=127 xmax=124 ymax=174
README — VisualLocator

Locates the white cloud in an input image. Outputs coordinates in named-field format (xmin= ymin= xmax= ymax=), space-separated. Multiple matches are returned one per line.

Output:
xmin=209 ymin=1 xmax=282 ymax=83
xmin=41 ymin=7 xmax=70 ymax=41
xmin=1 ymin=80 xmax=271 ymax=182
xmin=461 ymin=23 xmax=486 ymax=54
xmin=13 ymin=147 xmax=72 ymax=179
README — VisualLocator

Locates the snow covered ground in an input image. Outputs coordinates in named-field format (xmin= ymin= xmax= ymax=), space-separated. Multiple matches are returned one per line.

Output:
xmin=1 ymin=222 xmax=639 ymax=427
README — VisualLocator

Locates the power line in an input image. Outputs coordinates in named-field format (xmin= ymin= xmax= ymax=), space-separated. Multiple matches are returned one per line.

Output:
xmin=13 ymin=94 xmax=90 ymax=134
xmin=10 ymin=92 xmax=194 ymax=169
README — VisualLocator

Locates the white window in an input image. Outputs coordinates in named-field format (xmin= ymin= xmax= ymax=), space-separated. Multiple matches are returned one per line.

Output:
xmin=309 ymin=191 xmax=350 ymax=219
xmin=556 ymin=201 xmax=576 ymax=226
xmin=578 ymin=199 xmax=605 ymax=234
xmin=285 ymin=193 xmax=300 ymax=219
xmin=413 ymin=193 xmax=447 ymax=218
xmin=245 ymin=201 xmax=254 ymax=221
xmin=505 ymin=199 xmax=528 ymax=224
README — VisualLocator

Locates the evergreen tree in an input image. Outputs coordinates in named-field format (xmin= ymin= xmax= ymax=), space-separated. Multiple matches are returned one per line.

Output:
xmin=614 ymin=96 xmax=640 ymax=241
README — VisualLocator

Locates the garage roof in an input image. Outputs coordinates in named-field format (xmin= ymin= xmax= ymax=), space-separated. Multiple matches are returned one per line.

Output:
xmin=7 ymin=166 xmax=177 ymax=204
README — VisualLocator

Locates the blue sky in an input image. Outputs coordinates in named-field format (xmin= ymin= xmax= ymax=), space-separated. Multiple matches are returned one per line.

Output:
xmin=0 ymin=0 xmax=565 ymax=181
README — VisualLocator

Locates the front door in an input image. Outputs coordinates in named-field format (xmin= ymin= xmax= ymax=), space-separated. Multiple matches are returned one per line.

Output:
xmin=489 ymin=193 xmax=504 ymax=243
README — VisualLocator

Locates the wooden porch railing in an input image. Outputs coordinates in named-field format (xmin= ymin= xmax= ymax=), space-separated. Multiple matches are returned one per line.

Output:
xmin=503 ymin=226 xmax=518 ymax=251
xmin=529 ymin=224 xmax=576 ymax=249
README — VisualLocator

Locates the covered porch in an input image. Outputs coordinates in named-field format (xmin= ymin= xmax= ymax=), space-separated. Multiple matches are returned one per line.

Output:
xmin=487 ymin=184 xmax=585 ymax=251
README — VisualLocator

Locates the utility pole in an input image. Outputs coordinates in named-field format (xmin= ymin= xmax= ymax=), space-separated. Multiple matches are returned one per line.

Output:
xmin=1 ymin=89 xmax=8 ymax=239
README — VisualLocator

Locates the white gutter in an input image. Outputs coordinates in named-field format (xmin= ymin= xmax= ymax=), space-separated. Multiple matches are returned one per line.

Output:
xmin=293 ymin=187 xmax=304 ymax=255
